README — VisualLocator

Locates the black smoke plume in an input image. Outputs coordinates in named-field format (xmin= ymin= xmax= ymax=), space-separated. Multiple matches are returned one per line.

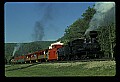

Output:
xmin=32 ymin=3 xmax=55 ymax=41
xmin=33 ymin=22 xmax=44 ymax=41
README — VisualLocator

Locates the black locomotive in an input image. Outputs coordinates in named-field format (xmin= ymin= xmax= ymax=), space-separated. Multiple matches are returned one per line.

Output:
xmin=57 ymin=31 xmax=104 ymax=61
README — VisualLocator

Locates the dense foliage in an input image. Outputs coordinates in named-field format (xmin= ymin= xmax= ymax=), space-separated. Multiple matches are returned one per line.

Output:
xmin=97 ymin=23 xmax=116 ymax=58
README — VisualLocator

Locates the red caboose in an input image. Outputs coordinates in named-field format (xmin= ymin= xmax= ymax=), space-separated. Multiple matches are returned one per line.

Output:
xmin=47 ymin=42 xmax=64 ymax=61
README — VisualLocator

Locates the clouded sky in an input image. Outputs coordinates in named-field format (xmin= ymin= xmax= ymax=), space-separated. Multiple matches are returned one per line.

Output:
xmin=4 ymin=2 xmax=95 ymax=43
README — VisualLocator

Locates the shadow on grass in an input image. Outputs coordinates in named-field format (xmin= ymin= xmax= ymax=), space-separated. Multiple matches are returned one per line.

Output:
xmin=5 ymin=63 xmax=41 ymax=71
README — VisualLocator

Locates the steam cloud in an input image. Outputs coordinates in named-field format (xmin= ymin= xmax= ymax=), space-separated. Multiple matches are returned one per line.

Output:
xmin=32 ymin=3 xmax=55 ymax=41
xmin=85 ymin=2 xmax=115 ymax=35
xmin=12 ymin=43 xmax=21 ymax=56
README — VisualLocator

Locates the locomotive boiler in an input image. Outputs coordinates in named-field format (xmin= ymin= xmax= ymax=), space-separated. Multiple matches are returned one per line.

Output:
xmin=57 ymin=31 xmax=104 ymax=60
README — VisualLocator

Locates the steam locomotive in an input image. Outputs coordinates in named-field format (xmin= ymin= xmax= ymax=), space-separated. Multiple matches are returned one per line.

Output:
xmin=10 ymin=31 xmax=104 ymax=64
xmin=57 ymin=31 xmax=104 ymax=61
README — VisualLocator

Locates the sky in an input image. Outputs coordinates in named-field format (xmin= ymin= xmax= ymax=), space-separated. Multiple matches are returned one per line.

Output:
xmin=4 ymin=2 xmax=96 ymax=43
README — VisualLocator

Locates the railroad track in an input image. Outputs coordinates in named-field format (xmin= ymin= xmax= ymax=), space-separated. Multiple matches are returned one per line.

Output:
xmin=41 ymin=58 xmax=115 ymax=64
xmin=7 ymin=58 xmax=115 ymax=65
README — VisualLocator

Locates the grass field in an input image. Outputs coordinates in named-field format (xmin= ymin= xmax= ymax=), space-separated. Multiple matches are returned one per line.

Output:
xmin=5 ymin=60 xmax=116 ymax=77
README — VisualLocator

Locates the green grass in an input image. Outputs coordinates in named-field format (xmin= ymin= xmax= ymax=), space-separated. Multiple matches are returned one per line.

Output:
xmin=5 ymin=61 xmax=116 ymax=77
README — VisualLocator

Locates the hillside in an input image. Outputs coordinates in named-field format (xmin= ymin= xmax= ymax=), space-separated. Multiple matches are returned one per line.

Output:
xmin=5 ymin=41 xmax=55 ymax=63
xmin=5 ymin=60 xmax=116 ymax=77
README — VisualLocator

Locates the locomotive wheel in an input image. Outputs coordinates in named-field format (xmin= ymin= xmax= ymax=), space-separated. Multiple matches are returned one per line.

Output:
xmin=74 ymin=55 xmax=78 ymax=60
xmin=45 ymin=59 xmax=48 ymax=62
xmin=70 ymin=56 xmax=75 ymax=60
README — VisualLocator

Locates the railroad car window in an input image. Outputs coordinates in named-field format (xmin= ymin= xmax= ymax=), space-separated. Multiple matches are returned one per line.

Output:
xmin=43 ymin=51 xmax=45 ymax=54
xmin=34 ymin=54 xmax=36 ymax=57
xmin=31 ymin=55 xmax=33 ymax=57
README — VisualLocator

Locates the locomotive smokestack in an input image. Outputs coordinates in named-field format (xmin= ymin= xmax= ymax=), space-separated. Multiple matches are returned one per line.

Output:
xmin=89 ymin=31 xmax=98 ymax=43
xmin=89 ymin=31 xmax=98 ymax=38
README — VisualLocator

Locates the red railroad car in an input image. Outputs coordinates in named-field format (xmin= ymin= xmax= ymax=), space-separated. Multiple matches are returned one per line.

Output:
xmin=34 ymin=50 xmax=46 ymax=62
xmin=18 ymin=55 xmax=25 ymax=63
xmin=47 ymin=42 xmax=63 ymax=61
xmin=25 ymin=53 xmax=32 ymax=63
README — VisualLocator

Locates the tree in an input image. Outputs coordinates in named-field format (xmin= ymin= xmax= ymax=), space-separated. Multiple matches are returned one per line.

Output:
xmin=81 ymin=6 xmax=96 ymax=21
xmin=58 ymin=5 xmax=96 ymax=44
xmin=97 ymin=23 xmax=116 ymax=58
